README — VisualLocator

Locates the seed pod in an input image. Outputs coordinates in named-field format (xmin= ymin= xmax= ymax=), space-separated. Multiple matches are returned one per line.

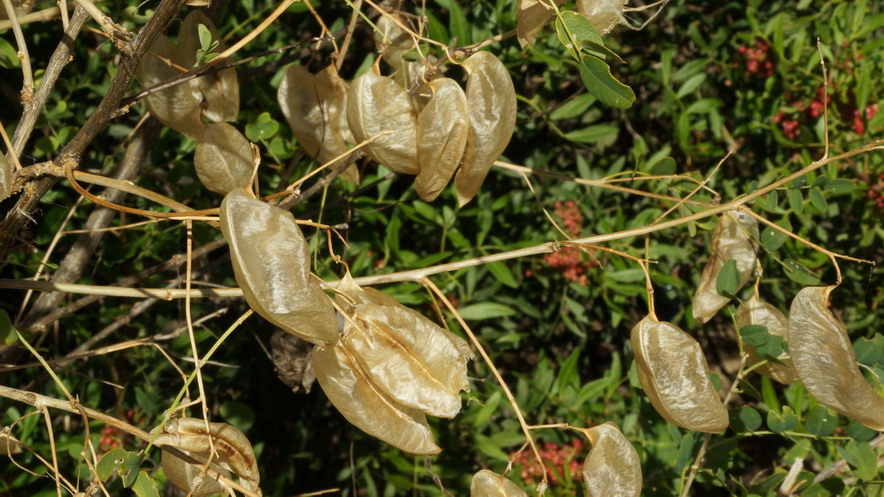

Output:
xmin=219 ymin=188 xmax=338 ymax=346
xmin=631 ymin=315 xmax=728 ymax=433
xmin=153 ymin=417 xmax=260 ymax=496
xmin=454 ymin=52 xmax=517 ymax=206
xmin=177 ymin=11 xmax=240 ymax=123
xmin=582 ymin=423 xmax=642 ymax=497
xmin=313 ymin=341 xmax=441 ymax=455
xmin=788 ymin=286 xmax=884 ymax=430
xmin=470 ymin=470 xmax=527 ymax=497
xmin=347 ymin=70 xmax=420 ymax=174
xmin=0 ymin=153 xmax=12 ymax=201
xmin=373 ymin=13 xmax=416 ymax=69
xmin=576 ymin=0 xmax=627 ymax=35
xmin=415 ymin=78 xmax=469 ymax=201
xmin=692 ymin=210 xmax=759 ymax=324
xmin=194 ymin=122 xmax=253 ymax=195
xmin=0 ymin=428 xmax=22 ymax=456
xmin=734 ymin=296 xmax=797 ymax=384
xmin=516 ymin=0 xmax=563 ymax=47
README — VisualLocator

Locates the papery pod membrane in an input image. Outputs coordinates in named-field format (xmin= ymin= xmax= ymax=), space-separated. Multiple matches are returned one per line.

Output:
xmin=582 ymin=423 xmax=642 ymax=497
xmin=0 ymin=153 xmax=12 ymax=201
xmin=516 ymin=0 xmax=563 ymax=47
xmin=161 ymin=451 xmax=228 ymax=496
xmin=335 ymin=273 xmax=400 ymax=311
xmin=219 ymin=188 xmax=338 ymax=346
xmin=0 ymin=429 xmax=22 ymax=456
xmin=735 ymin=296 xmax=798 ymax=384
xmin=373 ymin=13 xmax=416 ymax=68
xmin=692 ymin=210 xmax=759 ymax=324
xmin=470 ymin=470 xmax=527 ymax=497
xmin=313 ymin=342 xmax=441 ymax=454
xmin=347 ymin=70 xmax=420 ymax=174
xmin=415 ymin=78 xmax=469 ymax=201
xmin=177 ymin=11 xmax=239 ymax=122
xmin=343 ymin=303 xmax=472 ymax=418
xmin=631 ymin=316 xmax=729 ymax=432
xmin=194 ymin=122 xmax=253 ymax=194
xmin=576 ymin=0 xmax=627 ymax=35
xmin=316 ymin=65 xmax=359 ymax=184
xmin=454 ymin=52 xmax=517 ymax=206
xmin=0 ymin=0 xmax=34 ymax=19
xmin=788 ymin=286 xmax=884 ymax=430
xmin=136 ymin=36 xmax=206 ymax=141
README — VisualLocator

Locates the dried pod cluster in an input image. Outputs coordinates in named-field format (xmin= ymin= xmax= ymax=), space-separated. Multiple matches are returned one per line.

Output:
xmin=631 ymin=316 xmax=728 ymax=433
xmin=470 ymin=470 xmax=527 ymax=497
xmin=136 ymin=12 xmax=251 ymax=194
xmin=735 ymin=296 xmax=797 ymax=384
xmin=788 ymin=286 xmax=884 ymax=430
xmin=516 ymin=0 xmax=624 ymax=47
xmin=152 ymin=417 xmax=260 ymax=496
xmin=692 ymin=210 xmax=759 ymax=324
xmin=582 ymin=423 xmax=642 ymax=497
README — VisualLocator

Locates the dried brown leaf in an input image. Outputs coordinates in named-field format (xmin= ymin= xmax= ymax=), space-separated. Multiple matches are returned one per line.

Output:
xmin=470 ymin=470 xmax=527 ymax=497
xmin=576 ymin=0 xmax=627 ymax=35
xmin=631 ymin=316 xmax=729 ymax=433
xmin=194 ymin=122 xmax=253 ymax=195
xmin=455 ymin=52 xmax=517 ymax=206
xmin=692 ymin=210 xmax=759 ymax=324
xmin=735 ymin=296 xmax=797 ymax=384
xmin=313 ymin=342 xmax=442 ymax=455
xmin=516 ymin=0 xmax=562 ymax=47
xmin=219 ymin=188 xmax=339 ymax=346
xmin=347 ymin=70 xmax=420 ymax=174
xmin=788 ymin=286 xmax=884 ymax=430
xmin=415 ymin=78 xmax=469 ymax=201
xmin=582 ymin=422 xmax=642 ymax=497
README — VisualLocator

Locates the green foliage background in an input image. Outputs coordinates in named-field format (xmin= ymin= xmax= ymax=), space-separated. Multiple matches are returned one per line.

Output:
xmin=1 ymin=0 xmax=882 ymax=496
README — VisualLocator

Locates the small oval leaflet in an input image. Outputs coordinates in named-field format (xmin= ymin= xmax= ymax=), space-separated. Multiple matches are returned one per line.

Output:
xmin=415 ymin=78 xmax=470 ymax=202
xmin=631 ymin=315 xmax=729 ymax=433
xmin=582 ymin=422 xmax=642 ymax=497
xmin=735 ymin=296 xmax=797 ymax=384
xmin=470 ymin=469 xmax=527 ymax=497
xmin=194 ymin=122 xmax=253 ymax=195
xmin=219 ymin=188 xmax=339 ymax=346
xmin=788 ymin=286 xmax=884 ymax=430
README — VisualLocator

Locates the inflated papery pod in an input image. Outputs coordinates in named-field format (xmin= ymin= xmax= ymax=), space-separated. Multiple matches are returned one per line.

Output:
xmin=415 ymin=78 xmax=470 ymax=202
xmin=734 ymin=296 xmax=797 ymax=384
xmin=152 ymin=418 xmax=260 ymax=496
xmin=0 ymin=153 xmax=12 ymax=201
xmin=194 ymin=122 xmax=253 ymax=194
xmin=516 ymin=0 xmax=564 ymax=47
xmin=373 ymin=12 xmax=416 ymax=68
xmin=631 ymin=316 xmax=729 ymax=433
xmin=177 ymin=11 xmax=240 ymax=123
xmin=219 ymin=188 xmax=339 ymax=346
xmin=470 ymin=470 xmax=527 ymax=497
xmin=313 ymin=341 xmax=442 ymax=454
xmin=582 ymin=423 xmax=642 ymax=497
xmin=454 ymin=51 xmax=517 ymax=206
xmin=692 ymin=210 xmax=759 ymax=324
xmin=788 ymin=286 xmax=884 ymax=430
xmin=347 ymin=69 xmax=420 ymax=174
xmin=577 ymin=0 xmax=627 ymax=35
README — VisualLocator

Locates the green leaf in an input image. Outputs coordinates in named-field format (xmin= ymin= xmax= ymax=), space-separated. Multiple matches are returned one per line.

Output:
xmin=220 ymin=401 xmax=255 ymax=432
xmin=767 ymin=406 xmax=798 ymax=433
xmin=96 ymin=448 xmax=143 ymax=486
xmin=729 ymin=406 xmax=762 ymax=433
xmin=676 ymin=73 xmax=707 ymax=99
xmin=549 ymin=94 xmax=596 ymax=120
xmin=804 ymin=406 xmax=838 ymax=436
xmin=755 ymin=335 xmax=786 ymax=361
xmin=474 ymin=434 xmax=511 ymax=462
xmin=846 ymin=420 xmax=877 ymax=442
xmin=0 ymin=309 xmax=20 ymax=345
xmin=578 ymin=55 xmax=635 ymax=109
xmin=457 ymin=302 xmax=517 ymax=320
xmin=486 ymin=261 xmax=518 ymax=288
xmin=471 ymin=389 xmax=502 ymax=427
xmin=564 ymin=124 xmax=619 ymax=143
xmin=787 ymin=188 xmax=804 ymax=214
xmin=554 ymin=11 xmax=604 ymax=59
xmin=783 ymin=259 xmax=821 ymax=285
xmin=0 ymin=37 xmax=21 ymax=68
xmin=853 ymin=335 xmax=884 ymax=366
xmin=198 ymin=24 xmax=212 ymax=51
xmin=808 ymin=187 xmax=827 ymax=212
xmin=555 ymin=348 xmax=581 ymax=393
xmin=839 ymin=440 xmax=877 ymax=480
xmin=740 ymin=325 xmax=771 ymax=347
xmin=649 ymin=157 xmax=677 ymax=176
xmin=824 ymin=178 xmax=855 ymax=194
xmin=716 ymin=260 xmax=740 ymax=297
xmin=131 ymin=471 xmax=160 ymax=497
xmin=245 ymin=112 xmax=279 ymax=141
xmin=761 ymin=219 xmax=791 ymax=251
xmin=445 ymin=0 xmax=470 ymax=45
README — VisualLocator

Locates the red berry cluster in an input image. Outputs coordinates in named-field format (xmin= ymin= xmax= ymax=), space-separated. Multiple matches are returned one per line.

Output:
xmin=776 ymin=83 xmax=879 ymax=139
xmin=866 ymin=173 xmax=884 ymax=210
xmin=510 ymin=439 xmax=584 ymax=485
xmin=99 ymin=425 xmax=120 ymax=451
xmin=553 ymin=200 xmax=582 ymax=236
xmin=737 ymin=41 xmax=774 ymax=78
xmin=773 ymin=111 xmax=801 ymax=139
xmin=543 ymin=247 xmax=590 ymax=285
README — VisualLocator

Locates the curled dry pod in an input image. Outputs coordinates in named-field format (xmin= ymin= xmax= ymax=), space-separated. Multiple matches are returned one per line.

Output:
xmin=734 ymin=296 xmax=797 ymax=384
xmin=576 ymin=0 xmax=627 ymax=35
xmin=454 ymin=51 xmax=517 ymax=206
xmin=692 ymin=210 xmax=759 ymax=324
xmin=516 ymin=0 xmax=563 ymax=47
xmin=194 ymin=122 xmax=253 ymax=195
xmin=347 ymin=69 xmax=420 ymax=174
xmin=631 ymin=315 xmax=729 ymax=433
xmin=0 ymin=153 xmax=12 ymax=201
xmin=219 ymin=188 xmax=338 ymax=346
xmin=582 ymin=423 xmax=642 ymax=497
xmin=415 ymin=78 xmax=469 ymax=201
xmin=788 ymin=286 xmax=884 ymax=430
xmin=343 ymin=303 xmax=473 ymax=418
xmin=153 ymin=417 xmax=260 ymax=496
xmin=470 ymin=470 xmax=527 ymax=497
xmin=373 ymin=13 xmax=415 ymax=68
xmin=177 ymin=11 xmax=239 ymax=123
xmin=313 ymin=342 xmax=441 ymax=454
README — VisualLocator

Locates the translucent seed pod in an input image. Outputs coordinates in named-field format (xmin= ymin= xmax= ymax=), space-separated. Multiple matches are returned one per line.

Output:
xmin=470 ymin=470 xmax=527 ymax=497
xmin=631 ymin=316 xmax=729 ymax=433
xmin=347 ymin=70 xmax=420 ymax=174
xmin=516 ymin=0 xmax=563 ymax=47
xmin=313 ymin=341 xmax=442 ymax=455
xmin=576 ymin=0 xmax=627 ymax=36
xmin=177 ymin=11 xmax=239 ymax=123
xmin=373 ymin=13 xmax=416 ymax=69
xmin=454 ymin=52 xmax=517 ymax=206
xmin=788 ymin=286 xmax=884 ymax=430
xmin=219 ymin=188 xmax=339 ymax=346
xmin=582 ymin=423 xmax=642 ymax=497
xmin=194 ymin=122 xmax=253 ymax=195
xmin=692 ymin=210 xmax=759 ymax=324
xmin=734 ymin=296 xmax=797 ymax=384
xmin=415 ymin=78 xmax=469 ymax=202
